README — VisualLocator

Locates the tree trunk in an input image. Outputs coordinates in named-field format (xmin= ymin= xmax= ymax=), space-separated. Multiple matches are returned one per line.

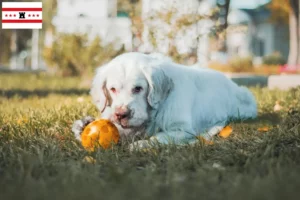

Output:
xmin=288 ymin=6 xmax=298 ymax=65
xmin=298 ymin=0 xmax=300 ymax=64
xmin=31 ymin=29 xmax=40 ymax=70
xmin=10 ymin=30 xmax=18 ymax=69
xmin=288 ymin=0 xmax=299 ymax=65
xmin=217 ymin=0 xmax=231 ymax=52
xmin=223 ymin=0 xmax=231 ymax=52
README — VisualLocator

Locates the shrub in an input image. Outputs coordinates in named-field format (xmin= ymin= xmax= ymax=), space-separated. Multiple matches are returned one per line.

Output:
xmin=262 ymin=51 xmax=286 ymax=66
xmin=43 ymin=33 xmax=124 ymax=76
xmin=209 ymin=61 xmax=281 ymax=75
xmin=228 ymin=56 xmax=253 ymax=72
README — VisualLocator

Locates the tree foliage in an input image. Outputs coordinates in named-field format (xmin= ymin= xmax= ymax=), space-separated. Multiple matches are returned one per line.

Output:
xmin=144 ymin=4 xmax=224 ymax=63
xmin=42 ymin=0 xmax=57 ymax=29
xmin=268 ymin=0 xmax=290 ymax=23
xmin=117 ymin=0 xmax=143 ymax=50
xmin=43 ymin=34 xmax=123 ymax=76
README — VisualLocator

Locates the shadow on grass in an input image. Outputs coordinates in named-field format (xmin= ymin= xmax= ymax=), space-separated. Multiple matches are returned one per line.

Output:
xmin=0 ymin=88 xmax=89 ymax=99
xmin=231 ymin=76 xmax=268 ymax=87
xmin=241 ymin=113 xmax=282 ymax=125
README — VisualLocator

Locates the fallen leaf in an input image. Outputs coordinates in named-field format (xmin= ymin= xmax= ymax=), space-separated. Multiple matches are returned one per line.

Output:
xmin=218 ymin=126 xmax=233 ymax=138
xmin=212 ymin=163 xmax=225 ymax=170
xmin=17 ymin=117 xmax=29 ymax=125
xmin=274 ymin=101 xmax=282 ymax=112
xmin=83 ymin=156 xmax=96 ymax=164
xmin=77 ymin=97 xmax=85 ymax=103
xmin=257 ymin=126 xmax=270 ymax=132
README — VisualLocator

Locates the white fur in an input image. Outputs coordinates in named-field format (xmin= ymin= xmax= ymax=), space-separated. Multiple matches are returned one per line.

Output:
xmin=90 ymin=52 xmax=257 ymax=147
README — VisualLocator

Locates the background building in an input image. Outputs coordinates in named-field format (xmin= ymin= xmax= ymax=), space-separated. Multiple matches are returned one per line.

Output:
xmin=51 ymin=0 xmax=132 ymax=50
xmin=140 ymin=0 xmax=289 ymax=66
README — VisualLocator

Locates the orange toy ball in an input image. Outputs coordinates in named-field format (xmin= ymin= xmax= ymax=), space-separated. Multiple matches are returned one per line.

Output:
xmin=81 ymin=119 xmax=120 ymax=151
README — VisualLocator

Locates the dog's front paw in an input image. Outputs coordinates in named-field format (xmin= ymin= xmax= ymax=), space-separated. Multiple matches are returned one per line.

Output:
xmin=129 ymin=140 xmax=153 ymax=152
xmin=71 ymin=116 xmax=95 ymax=141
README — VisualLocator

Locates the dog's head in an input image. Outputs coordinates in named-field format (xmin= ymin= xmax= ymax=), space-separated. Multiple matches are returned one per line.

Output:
xmin=90 ymin=52 xmax=173 ymax=129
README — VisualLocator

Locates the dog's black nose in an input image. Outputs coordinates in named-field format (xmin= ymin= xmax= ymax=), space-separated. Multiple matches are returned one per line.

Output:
xmin=115 ymin=111 xmax=130 ymax=120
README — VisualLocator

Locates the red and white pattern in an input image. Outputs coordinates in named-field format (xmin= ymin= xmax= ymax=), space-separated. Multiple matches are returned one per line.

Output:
xmin=2 ymin=2 xmax=42 ymax=29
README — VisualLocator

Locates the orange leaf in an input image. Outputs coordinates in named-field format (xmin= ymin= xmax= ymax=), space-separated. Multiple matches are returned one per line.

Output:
xmin=17 ymin=117 xmax=29 ymax=125
xmin=257 ymin=126 xmax=270 ymax=132
xmin=218 ymin=126 xmax=233 ymax=138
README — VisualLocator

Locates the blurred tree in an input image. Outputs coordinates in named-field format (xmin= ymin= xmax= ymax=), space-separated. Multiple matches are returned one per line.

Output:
xmin=117 ymin=0 xmax=143 ymax=51
xmin=269 ymin=0 xmax=300 ymax=65
xmin=288 ymin=0 xmax=300 ymax=65
xmin=0 ymin=0 xmax=57 ymax=66
xmin=216 ymin=0 xmax=231 ymax=52
xmin=42 ymin=0 xmax=57 ymax=29
xmin=43 ymin=34 xmax=123 ymax=76
xmin=145 ymin=5 xmax=221 ymax=63
xmin=41 ymin=0 xmax=57 ymax=48
xmin=268 ymin=0 xmax=290 ymax=23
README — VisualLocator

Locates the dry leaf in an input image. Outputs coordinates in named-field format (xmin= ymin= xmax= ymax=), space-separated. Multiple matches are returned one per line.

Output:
xmin=83 ymin=156 xmax=96 ymax=164
xmin=274 ymin=101 xmax=282 ymax=112
xmin=218 ymin=126 xmax=233 ymax=138
xmin=257 ymin=126 xmax=270 ymax=132
xmin=77 ymin=97 xmax=85 ymax=103
xmin=212 ymin=163 xmax=225 ymax=170
xmin=17 ymin=117 xmax=29 ymax=125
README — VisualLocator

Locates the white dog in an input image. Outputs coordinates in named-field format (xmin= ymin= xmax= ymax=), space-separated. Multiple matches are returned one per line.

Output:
xmin=72 ymin=52 xmax=257 ymax=149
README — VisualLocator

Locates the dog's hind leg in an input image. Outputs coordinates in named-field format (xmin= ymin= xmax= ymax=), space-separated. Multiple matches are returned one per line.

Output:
xmin=129 ymin=130 xmax=197 ymax=151
xmin=201 ymin=125 xmax=225 ymax=140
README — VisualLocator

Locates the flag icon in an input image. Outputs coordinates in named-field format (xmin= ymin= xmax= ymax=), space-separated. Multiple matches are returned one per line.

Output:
xmin=2 ymin=2 xmax=42 ymax=29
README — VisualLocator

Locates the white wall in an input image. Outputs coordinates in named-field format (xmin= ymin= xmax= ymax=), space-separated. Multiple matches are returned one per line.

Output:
xmin=256 ymin=23 xmax=274 ymax=56
xmin=52 ymin=0 xmax=132 ymax=51
xmin=227 ymin=28 xmax=252 ymax=57
xmin=56 ymin=0 xmax=108 ymax=18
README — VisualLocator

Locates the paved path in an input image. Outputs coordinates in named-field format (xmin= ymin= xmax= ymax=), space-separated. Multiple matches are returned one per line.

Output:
xmin=268 ymin=75 xmax=300 ymax=90
xmin=226 ymin=73 xmax=300 ymax=89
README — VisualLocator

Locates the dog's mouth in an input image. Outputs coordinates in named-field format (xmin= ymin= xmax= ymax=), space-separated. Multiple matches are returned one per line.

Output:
xmin=111 ymin=111 xmax=148 ymax=129
xmin=112 ymin=117 xmax=132 ymax=129
xmin=116 ymin=118 xmax=147 ymax=129
xmin=120 ymin=119 xmax=130 ymax=129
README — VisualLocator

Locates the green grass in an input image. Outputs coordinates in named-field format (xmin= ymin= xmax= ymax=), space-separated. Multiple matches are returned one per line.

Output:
xmin=1 ymin=73 xmax=300 ymax=200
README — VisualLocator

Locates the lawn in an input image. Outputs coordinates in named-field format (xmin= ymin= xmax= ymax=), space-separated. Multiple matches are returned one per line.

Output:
xmin=0 ymin=73 xmax=300 ymax=200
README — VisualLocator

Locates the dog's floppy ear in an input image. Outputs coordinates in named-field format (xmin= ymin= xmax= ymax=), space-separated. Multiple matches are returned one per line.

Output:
xmin=90 ymin=65 xmax=112 ymax=113
xmin=142 ymin=66 xmax=173 ymax=109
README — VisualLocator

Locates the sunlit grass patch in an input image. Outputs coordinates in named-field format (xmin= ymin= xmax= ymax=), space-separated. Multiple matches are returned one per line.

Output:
xmin=0 ymin=74 xmax=300 ymax=200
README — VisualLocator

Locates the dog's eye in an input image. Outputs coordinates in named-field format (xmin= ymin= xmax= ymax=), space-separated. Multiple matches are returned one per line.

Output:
xmin=132 ymin=86 xmax=142 ymax=94
xmin=110 ymin=87 xmax=116 ymax=93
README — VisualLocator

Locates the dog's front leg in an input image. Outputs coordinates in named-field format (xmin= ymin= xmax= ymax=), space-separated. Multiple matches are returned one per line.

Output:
xmin=71 ymin=116 xmax=95 ymax=141
xmin=129 ymin=130 xmax=197 ymax=151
